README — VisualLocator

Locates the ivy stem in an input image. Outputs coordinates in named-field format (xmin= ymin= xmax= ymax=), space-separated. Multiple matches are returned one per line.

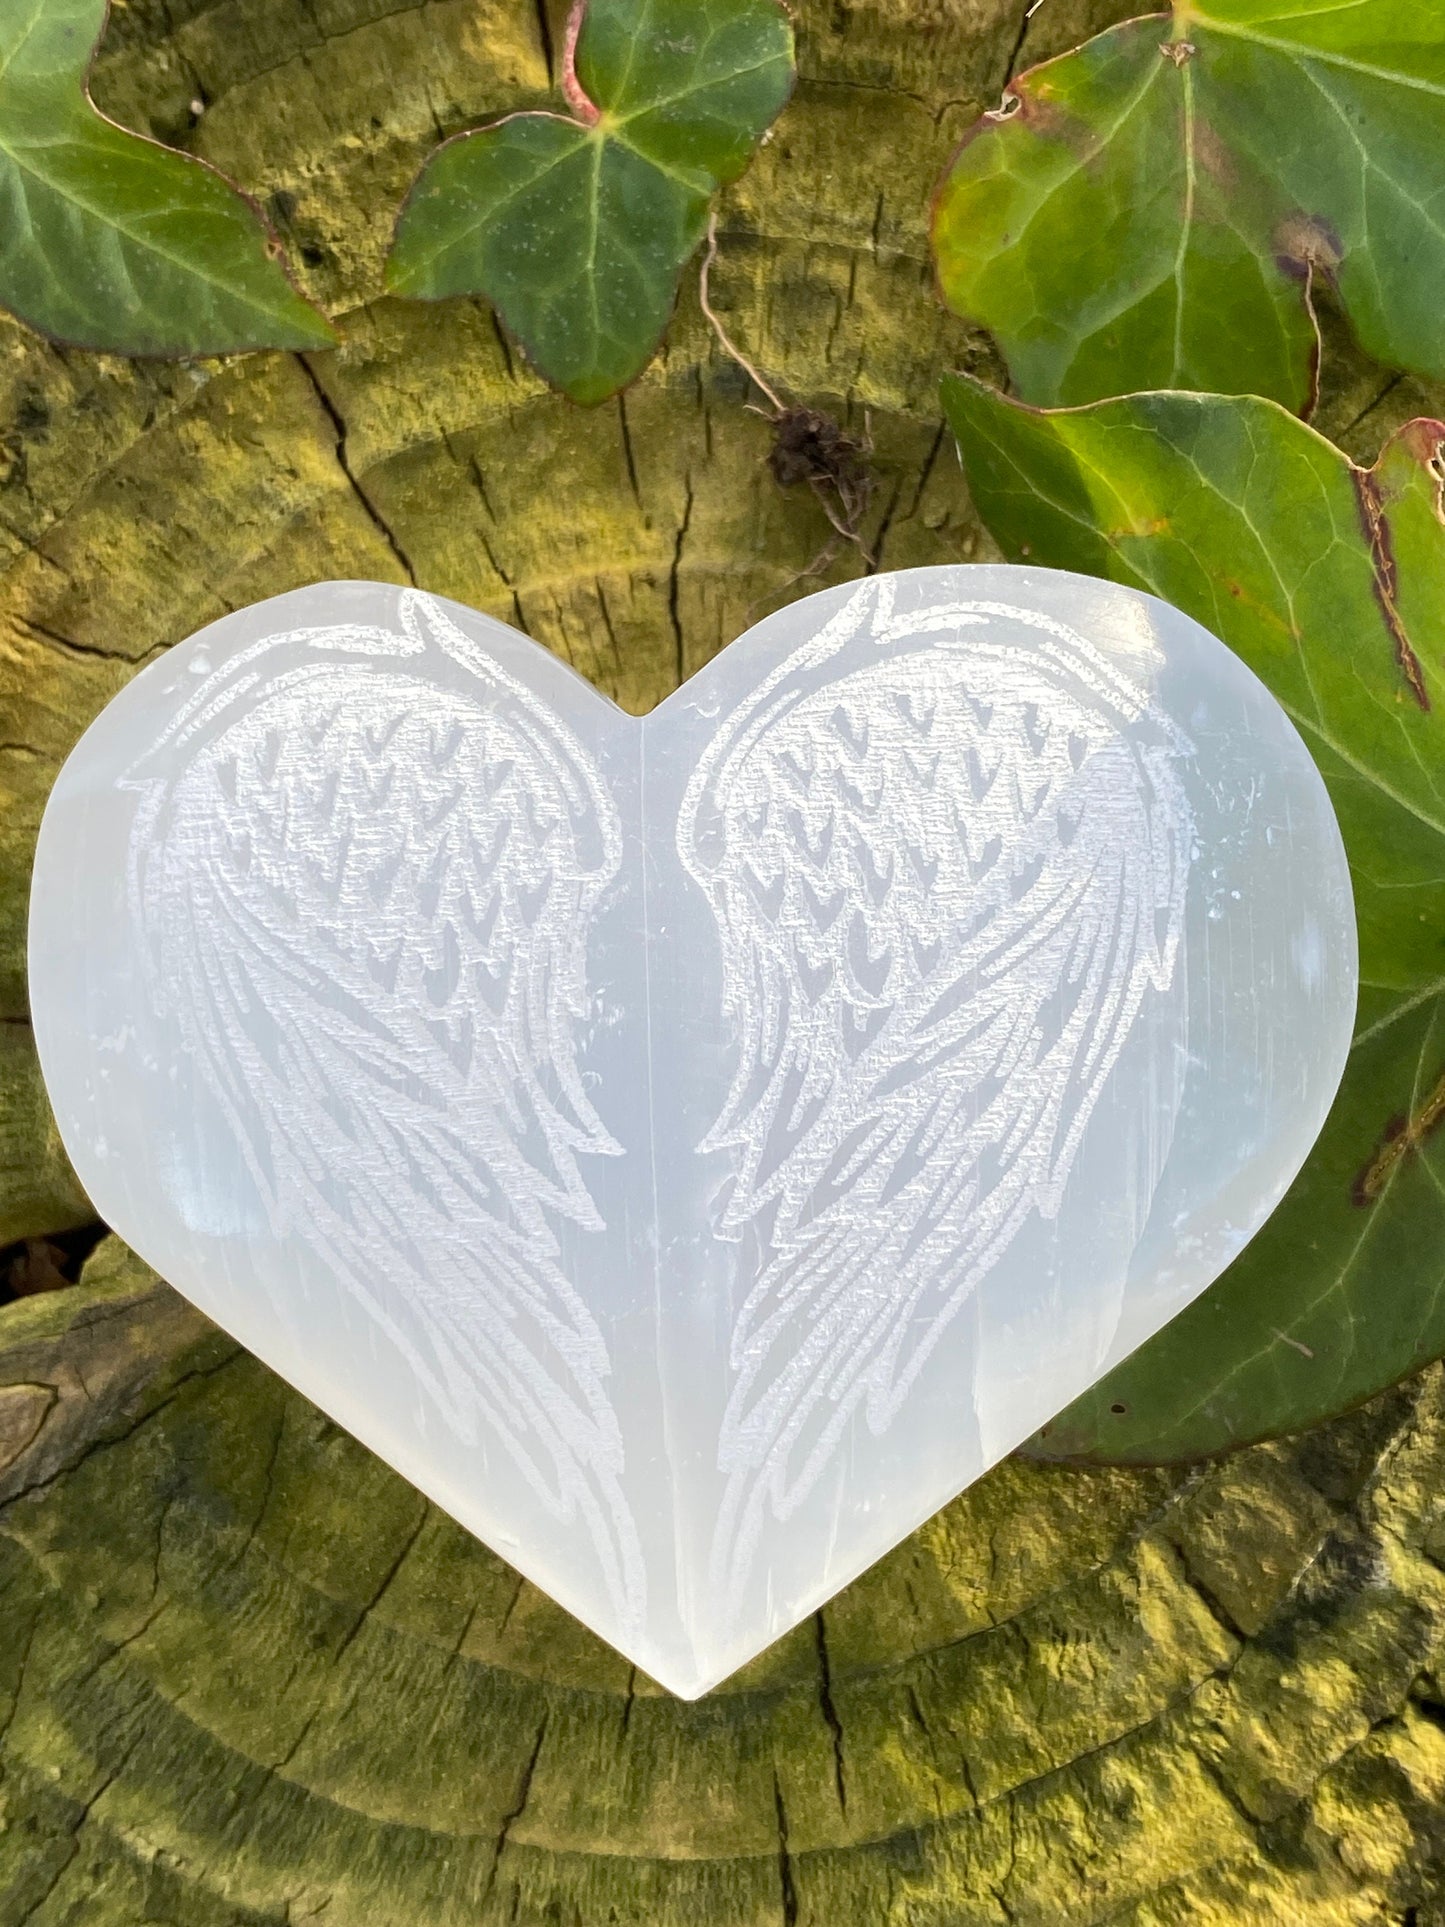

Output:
xmin=699 ymin=212 xmax=786 ymax=416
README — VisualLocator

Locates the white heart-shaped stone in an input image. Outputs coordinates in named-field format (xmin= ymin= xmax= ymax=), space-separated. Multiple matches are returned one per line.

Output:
xmin=29 ymin=566 xmax=1356 ymax=1695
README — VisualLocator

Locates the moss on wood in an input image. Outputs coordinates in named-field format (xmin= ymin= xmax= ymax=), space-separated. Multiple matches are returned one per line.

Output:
xmin=3 ymin=1242 xmax=1445 ymax=1922
xmin=2 ymin=0 xmax=1444 ymax=1917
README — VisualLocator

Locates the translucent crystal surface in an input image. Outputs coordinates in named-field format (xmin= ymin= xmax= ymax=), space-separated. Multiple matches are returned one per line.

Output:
xmin=28 ymin=567 xmax=1357 ymax=1695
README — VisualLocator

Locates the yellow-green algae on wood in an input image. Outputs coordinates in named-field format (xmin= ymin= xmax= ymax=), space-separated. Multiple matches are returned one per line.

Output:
xmin=2 ymin=0 xmax=1445 ymax=1917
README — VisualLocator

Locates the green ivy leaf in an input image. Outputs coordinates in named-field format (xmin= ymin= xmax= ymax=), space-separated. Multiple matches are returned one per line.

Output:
xmin=0 ymin=0 xmax=335 ymax=355
xmin=385 ymin=0 xmax=794 ymax=404
xmin=932 ymin=1 xmax=1445 ymax=411
xmin=941 ymin=371 xmax=1445 ymax=1461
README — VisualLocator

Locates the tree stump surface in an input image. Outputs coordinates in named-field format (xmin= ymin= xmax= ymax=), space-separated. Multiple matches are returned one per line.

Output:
xmin=2 ymin=0 xmax=1444 ymax=1919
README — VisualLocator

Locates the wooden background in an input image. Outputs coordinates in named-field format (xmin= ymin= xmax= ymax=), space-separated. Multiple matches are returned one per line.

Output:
xmin=2 ymin=0 xmax=1445 ymax=1918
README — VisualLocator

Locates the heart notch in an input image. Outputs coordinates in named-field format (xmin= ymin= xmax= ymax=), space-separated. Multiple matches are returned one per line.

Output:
xmin=29 ymin=567 xmax=1356 ymax=1696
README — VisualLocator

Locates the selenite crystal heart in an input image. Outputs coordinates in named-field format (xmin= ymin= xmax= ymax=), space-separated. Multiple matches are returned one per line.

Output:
xmin=28 ymin=566 xmax=1356 ymax=1695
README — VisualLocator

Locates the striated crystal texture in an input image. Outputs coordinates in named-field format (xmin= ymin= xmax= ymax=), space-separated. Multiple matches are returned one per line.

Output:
xmin=29 ymin=567 xmax=1356 ymax=1695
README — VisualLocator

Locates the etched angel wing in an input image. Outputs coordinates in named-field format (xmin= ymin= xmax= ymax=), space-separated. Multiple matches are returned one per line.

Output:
xmin=125 ymin=591 xmax=644 ymax=1626
xmin=678 ymin=582 xmax=1193 ymax=1602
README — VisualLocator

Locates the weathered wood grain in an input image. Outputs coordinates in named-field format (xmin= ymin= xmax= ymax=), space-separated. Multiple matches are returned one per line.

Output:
xmin=2 ymin=0 xmax=1444 ymax=1918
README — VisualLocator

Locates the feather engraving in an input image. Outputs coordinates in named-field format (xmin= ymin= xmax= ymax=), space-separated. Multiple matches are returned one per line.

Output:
xmin=125 ymin=591 xmax=644 ymax=1628
xmin=678 ymin=580 xmax=1194 ymax=1604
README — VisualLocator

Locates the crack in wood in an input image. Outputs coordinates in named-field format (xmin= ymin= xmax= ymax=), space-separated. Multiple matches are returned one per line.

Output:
xmin=295 ymin=356 xmax=419 ymax=586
